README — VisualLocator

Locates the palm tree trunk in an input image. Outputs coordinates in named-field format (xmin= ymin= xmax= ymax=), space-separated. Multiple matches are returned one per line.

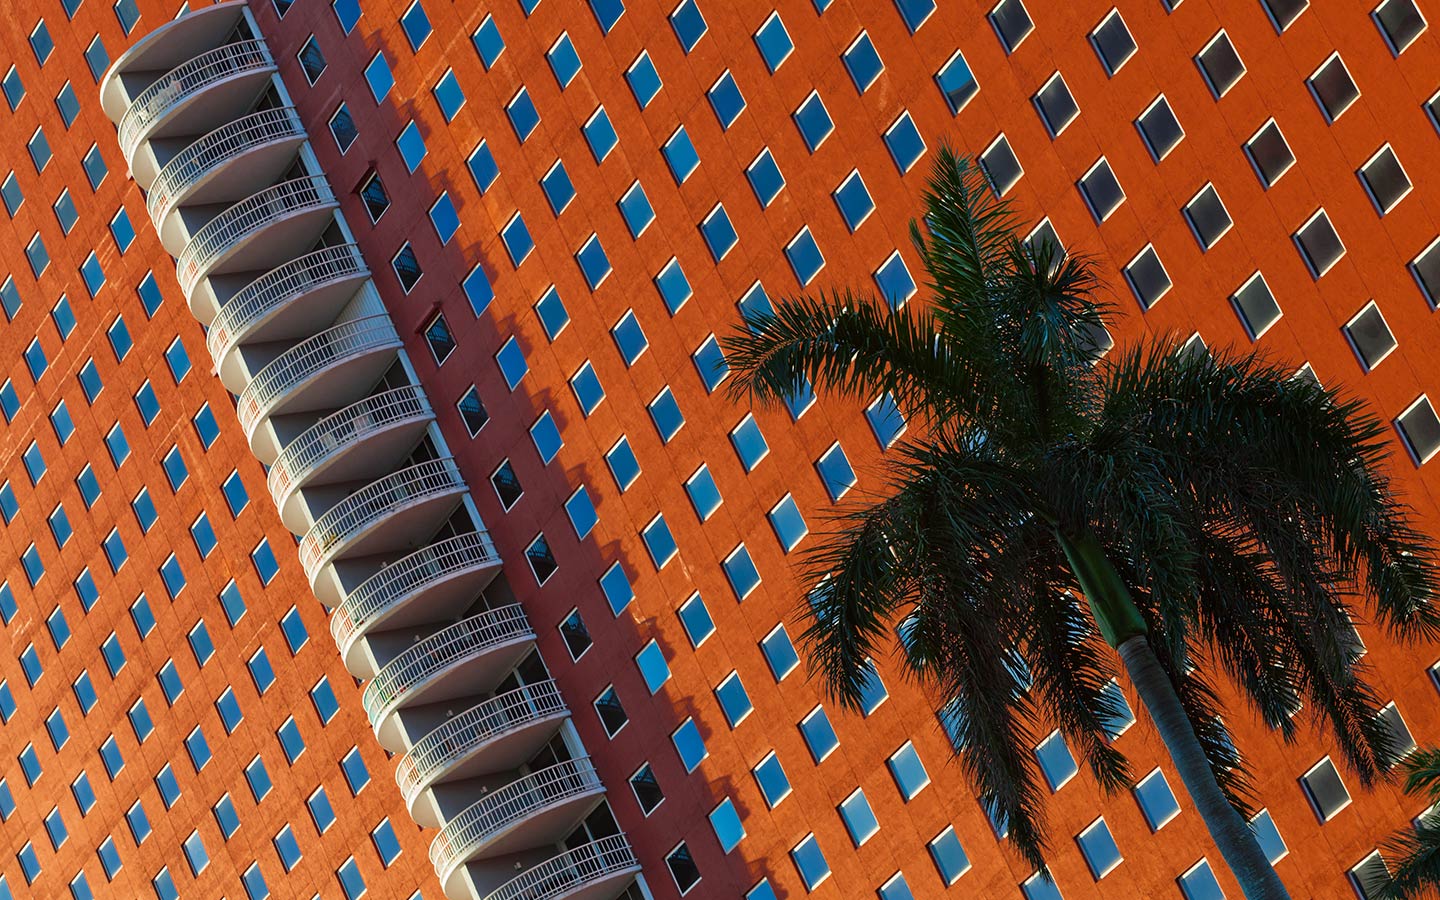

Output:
xmin=1117 ymin=635 xmax=1291 ymax=900
xmin=1057 ymin=530 xmax=1290 ymax=900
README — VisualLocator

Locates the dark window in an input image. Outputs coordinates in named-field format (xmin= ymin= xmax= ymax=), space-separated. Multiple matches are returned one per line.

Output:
xmin=360 ymin=173 xmax=389 ymax=222
xmin=424 ymin=314 xmax=455 ymax=364
xmin=392 ymin=243 xmax=421 ymax=292
xmin=298 ymin=36 xmax=327 ymax=84
xmin=1397 ymin=397 xmax=1440 ymax=465
xmin=1245 ymin=121 xmax=1295 ymax=187
xmin=1196 ymin=31 xmax=1245 ymax=97
xmin=1184 ymin=184 xmax=1233 ymax=250
xmin=1124 ymin=246 xmax=1171 ymax=310
xmin=1344 ymin=302 xmax=1397 ymax=371
xmin=1308 ymin=55 xmax=1359 ymax=122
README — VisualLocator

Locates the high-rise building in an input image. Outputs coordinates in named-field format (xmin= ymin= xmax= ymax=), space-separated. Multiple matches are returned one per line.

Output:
xmin=1 ymin=0 xmax=1437 ymax=898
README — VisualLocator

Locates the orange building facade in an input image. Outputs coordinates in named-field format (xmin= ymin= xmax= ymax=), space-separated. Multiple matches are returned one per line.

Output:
xmin=2 ymin=1 xmax=1439 ymax=899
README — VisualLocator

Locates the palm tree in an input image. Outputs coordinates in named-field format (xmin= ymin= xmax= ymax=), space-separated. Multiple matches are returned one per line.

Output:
xmin=720 ymin=148 xmax=1440 ymax=900
xmin=1377 ymin=748 xmax=1440 ymax=898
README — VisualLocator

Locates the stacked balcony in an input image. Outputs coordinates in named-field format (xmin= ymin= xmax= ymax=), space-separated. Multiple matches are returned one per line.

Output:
xmin=100 ymin=5 xmax=639 ymax=899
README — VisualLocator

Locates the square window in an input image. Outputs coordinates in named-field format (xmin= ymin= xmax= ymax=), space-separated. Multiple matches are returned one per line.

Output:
xmin=833 ymin=170 xmax=874 ymax=231
xmin=576 ymin=234 xmax=612 ymax=289
xmin=605 ymin=437 xmax=641 ymax=491
xmin=724 ymin=544 xmax=762 ymax=600
xmin=670 ymin=0 xmax=708 ymax=52
xmin=636 ymin=640 xmax=671 ymax=693
xmin=568 ymin=362 xmax=605 ymax=416
xmin=583 ymin=106 xmax=618 ymax=162
xmin=642 ymin=514 xmax=679 ymax=568
xmin=1294 ymin=209 xmax=1345 ymax=278
xmin=800 ymin=706 xmax=840 ymax=761
xmin=1230 ymin=272 xmax=1283 ymax=340
xmin=843 ymin=33 xmax=884 ymax=96
xmin=672 ymin=718 xmax=708 ymax=771
xmin=1178 ymin=859 xmax=1226 ymax=900
xmin=991 ymin=0 xmax=1035 ymax=51
xmin=1022 ymin=873 xmax=1064 ymax=900
xmin=884 ymin=111 xmax=926 ymax=174
xmin=678 ymin=593 xmax=715 ymax=646
xmin=1249 ymin=809 xmax=1289 ymax=864
xmin=768 ymin=494 xmax=808 ymax=552
xmin=1301 ymin=757 xmax=1351 ymax=820
xmin=667 ymin=843 xmax=701 ymax=894
xmin=692 ymin=335 xmax=730 ymax=393
xmin=1077 ymin=817 xmax=1123 ymax=878
xmin=472 ymin=14 xmax=504 ymax=68
xmin=663 ymin=126 xmax=700 ymax=183
xmin=333 ymin=0 xmax=361 ymax=32
xmin=715 ymin=671 xmax=753 ymax=726
xmin=1196 ymin=31 xmax=1245 ymax=97
xmin=867 ymin=393 xmax=907 ymax=447
xmin=395 ymin=121 xmax=426 ymax=172
xmin=746 ymin=148 xmax=785 ymax=208
xmin=874 ymin=252 xmax=917 ymax=310
xmin=598 ymin=563 xmax=635 ymax=617
xmin=308 ymin=788 xmax=336 ymax=832
xmin=730 ymin=414 xmax=769 ymax=470
xmin=936 ymin=51 xmax=978 ymax=112
xmin=701 ymin=205 xmax=739 ymax=261
xmin=590 ymin=0 xmax=625 ymax=33
xmin=1124 ymin=245 xmax=1172 ymax=309
xmin=492 ymin=460 xmax=523 ymax=510
xmin=1245 ymin=120 xmax=1296 ymax=188
xmin=328 ymin=103 xmax=358 ymax=153
xmin=1358 ymin=145 xmax=1411 ymax=215
xmin=1091 ymin=9 xmax=1136 ymax=74
xmin=786 ymin=228 xmax=825 ymax=286
xmin=432 ymin=69 xmax=465 ymax=121
xmin=1034 ymin=73 xmax=1079 ymax=137
xmin=547 ymin=32 xmax=582 ymax=88
xmin=1350 ymin=851 xmax=1394 ymax=900
xmin=754 ymin=12 xmax=793 ymax=72
xmin=1035 ymin=731 xmax=1078 ymax=790
xmin=619 ymin=182 xmax=655 ymax=238
xmin=501 ymin=215 xmax=535 ymax=268
xmin=1308 ymin=53 xmax=1360 ymax=123
xmin=1184 ymin=183 xmax=1233 ymax=250
xmin=753 ymin=752 xmax=792 ymax=807
xmin=929 ymin=826 xmax=971 ymax=884
xmin=791 ymin=834 xmax=831 ymax=890
xmin=793 ymin=92 xmax=834 ymax=152
xmin=627 ymin=51 xmax=662 ymax=107
xmin=1374 ymin=0 xmax=1427 ymax=54
xmin=559 ymin=608 xmax=592 ymax=660
xmin=708 ymin=71 xmax=746 ymax=130
xmin=839 ymin=788 xmax=880 ymax=846
xmin=1079 ymin=158 xmax=1124 ymax=221
xmin=1345 ymin=301 xmax=1397 ymax=371
xmin=1411 ymin=238 xmax=1440 ymax=308
xmin=507 ymin=88 xmax=540 ymax=142
xmin=684 ymin=464 xmax=723 ymax=520
xmin=298 ymin=36 xmax=327 ymax=84
xmin=467 ymin=141 xmax=499 ymax=193
xmin=979 ymin=134 xmax=1024 ymax=196
xmin=894 ymin=0 xmax=936 ymax=32
xmin=401 ymin=1 xmax=432 ymax=50
xmin=565 ymin=486 xmax=598 ymax=540
xmin=526 ymin=533 xmax=559 ymax=584
xmin=1136 ymin=95 xmax=1184 ymax=161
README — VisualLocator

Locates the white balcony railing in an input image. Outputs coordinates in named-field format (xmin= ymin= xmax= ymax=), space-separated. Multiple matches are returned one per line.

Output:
xmin=363 ymin=605 xmax=533 ymax=725
xmin=207 ymin=242 xmax=368 ymax=365
xmin=330 ymin=531 xmax=499 ymax=653
xmin=483 ymin=835 xmax=639 ymax=900
xmin=269 ymin=385 xmax=432 ymax=504
xmin=118 ymin=40 xmax=273 ymax=162
xmin=430 ymin=758 xmax=603 ymax=877
xmin=297 ymin=457 xmax=465 ymax=578
xmin=148 ymin=105 xmax=305 ymax=227
xmin=176 ymin=174 xmax=335 ymax=296
xmin=235 ymin=315 xmax=397 ymax=438
xmin=397 ymin=680 xmax=568 ymax=804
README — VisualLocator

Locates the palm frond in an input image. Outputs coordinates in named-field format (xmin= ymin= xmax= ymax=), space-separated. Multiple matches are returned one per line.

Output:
xmin=1380 ymin=819 xmax=1440 ymax=900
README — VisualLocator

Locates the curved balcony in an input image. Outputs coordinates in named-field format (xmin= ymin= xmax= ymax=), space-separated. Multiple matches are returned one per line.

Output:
xmin=330 ymin=532 xmax=501 ymax=673
xmin=100 ymin=0 xmax=249 ymax=121
xmin=430 ymin=759 xmax=605 ymax=895
xmin=299 ymin=458 xmax=467 ymax=589
xmin=176 ymin=175 xmax=337 ymax=310
xmin=269 ymin=387 xmax=434 ymax=530
xmin=236 ymin=315 xmax=399 ymax=463
xmin=118 ymin=40 xmax=277 ymax=184
xmin=399 ymin=681 xmax=571 ymax=825
xmin=149 ymin=106 xmax=307 ymax=249
xmin=363 ymin=605 xmax=534 ymax=750
xmin=208 ymin=243 xmax=370 ymax=391
xmin=483 ymin=835 xmax=641 ymax=900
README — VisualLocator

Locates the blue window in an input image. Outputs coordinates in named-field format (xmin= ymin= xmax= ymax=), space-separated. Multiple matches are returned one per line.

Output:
xmin=1077 ymin=817 xmax=1123 ymax=879
xmin=429 ymin=192 xmax=460 ymax=244
xmin=565 ymin=487 xmax=599 ymax=540
xmin=867 ymin=393 xmax=907 ymax=447
xmin=715 ymin=671 xmax=753 ymax=726
xmin=635 ymin=640 xmax=671 ymax=692
xmin=132 ymin=488 xmax=157 ymax=533
xmin=185 ymin=729 xmax=211 ymax=772
xmin=163 ymin=446 xmax=189 ymax=491
xmin=128 ymin=698 xmax=154 ymax=741
xmin=307 ymin=788 xmax=335 ymax=833
xmin=364 ymin=52 xmax=394 ymax=102
xmin=730 ymin=414 xmax=769 ymax=470
xmin=29 ymin=128 xmax=52 ymax=172
xmin=333 ymin=0 xmax=361 ymax=32
xmin=1100 ymin=679 xmax=1136 ymax=737
xmin=165 ymin=339 xmax=191 ymax=383
xmin=82 ymin=145 xmax=107 ymax=190
xmin=816 ymin=443 xmax=857 ymax=500
xmin=0 ymin=381 xmax=17 ymax=421
xmin=541 ymin=161 xmax=575 ymax=215
xmin=472 ymin=15 xmax=504 ymax=68
xmin=1 ymin=276 xmax=20 ymax=320
xmin=48 ymin=505 xmax=72 ymax=547
xmin=670 ymin=0 xmax=707 ymax=52
xmin=937 ymin=51 xmax=979 ymax=113
xmin=876 ymin=251 xmax=918 ymax=309
xmin=2 ymin=66 xmax=23 ymax=110
xmin=507 ymin=88 xmax=540 ymax=142
xmin=895 ymin=0 xmax=936 ymax=33
xmin=110 ymin=209 xmax=136 ymax=253
xmin=647 ymin=387 xmax=684 ymax=442
xmin=768 ymin=495 xmax=808 ymax=552
xmin=1134 ymin=768 xmax=1181 ymax=830
xmin=793 ymin=92 xmax=834 ymax=152
xmin=834 ymin=170 xmax=874 ymax=231
xmin=672 ymin=718 xmax=708 ymax=771
xmin=188 ymin=622 xmax=215 ymax=666
xmin=626 ymin=51 xmax=661 ymax=108
xmin=754 ymin=752 xmax=792 ymax=807
xmin=497 ymin=339 xmax=529 ymax=389
xmin=467 ymin=141 xmax=499 ymax=193
xmin=576 ymin=234 xmax=612 ymax=289
xmin=618 ymin=182 xmax=655 ymax=238
xmin=160 ymin=555 xmax=185 ymax=598
xmin=1035 ymin=731 xmax=1078 ymax=790
xmin=929 ymin=826 xmax=971 ymax=885
xmin=692 ymin=335 xmax=729 ymax=392
xmin=20 ymin=643 xmax=42 ymax=684
xmin=605 ymin=437 xmax=641 ymax=491
xmin=884 ymin=111 xmax=926 ymax=174
xmin=280 ymin=607 xmax=309 ymax=654
xmin=724 ymin=544 xmax=762 ymax=600
xmin=50 ymin=400 xmax=74 ymax=443
xmin=312 ymin=677 xmax=340 ymax=723
xmin=81 ymin=253 xmax=108 ymax=297
xmin=662 ymin=126 xmax=700 ymax=184
xmin=433 ymin=69 xmax=465 ymax=121
xmin=0 ymin=483 xmax=15 ymax=522
xmin=844 ymin=32 xmax=884 ymax=93
xmin=137 ymin=271 xmax=163 ymax=317
xmin=1 ymin=173 xmax=22 ymax=217
xmin=1177 ymin=861 xmax=1224 ymax=900
xmin=77 ymin=360 xmax=102 ymax=403
xmin=840 ymin=789 xmax=880 ymax=846
xmin=251 ymin=540 xmax=280 ymax=585
xmin=888 ymin=741 xmax=931 ymax=799
xmin=158 ymin=662 xmax=184 ymax=705
xmin=502 ymin=213 xmax=534 ymax=266
xmin=23 ymin=442 xmax=45 ymax=483
xmin=754 ymin=12 xmax=793 ymax=71
xmin=103 ymin=530 xmax=127 ymax=572
xmin=53 ymin=190 xmax=78 ymax=233
xmin=464 ymin=265 xmax=494 ymax=316
xmin=547 ymin=32 xmax=582 ymax=88
xmin=400 ymin=1 xmax=432 ymax=50
xmin=220 ymin=581 xmax=247 ymax=627
xmin=613 ymin=309 xmax=649 ymax=365
xmin=600 ymin=563 xmax=634 ymax=615
xmin=24 ymin=339 xmax=47 ymax=383
xmin=535 ymin=286 xmax=570 ymax=339
xmin=701 ymin=204 xmax=738 ymax=261
xmin=583 ymin=107 xmax=618 ymax=162
xmin=569 ymin=361 xmax=604 ymax=415
xmin=129 ymin=595 xmax=155 ymax=638
xmin=746 ymin=149 xmax=785 ymax=208
xmin=25 ymin=234 xmax=49 ymax=278
xmin=642 ymin=515 xmax=679 ymax=568
xmin=786 ymin=227 xmax=825 ymax=285
xmin=589 ymin=0 xmax=625 ymax=33
xmin=708 ymin=71 xmax=746 ymax=130
xmin=678 ymin=593 xmax=715 ymax=646
xmin=396 ymin=120 xmax=427 ymax=172
xmin=655 ymin=257 xmax=692 ymax=314
xmin=1249 ymin=809 xmax=1287 ymax=864
xmin=710 ymin=797 xmax=746 ymax=852
xmin=792 ymin=834 xmax=831 ymax=890
xmin=21 ymin=545 xmax=43 ymax=586
xmin=134 ymin=381 xmax=160 ymax=425
xmin=246 ymin=756 xmax=272 ymax=800
xmin=530 ymin=411 xmax=563 ymax=463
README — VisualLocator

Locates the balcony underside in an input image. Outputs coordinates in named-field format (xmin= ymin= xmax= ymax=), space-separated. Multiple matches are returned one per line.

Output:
xmin=99 ymin=0 xmax=249 ymax=119
xmin=374 ymin=636 xmax=535 ymax=752
xmin=128 ymin=70 xmax=276 ymax=188
xmin=277 ymin=414 xmax=432 ymax=533
xmin=157 ymin=136 xmax=306 ymax=254
xmin=439 ymin=793 xmax=606 ymax=900
xmin=246 ymin=343 xmax=398 ymax=465
xmin=186 ymin=201 xmax=339 ymax=325
xmin=214 ymin=271 xmax=368 ymax=393
xmin=305 ymin=486 xmax=466 ymax=599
